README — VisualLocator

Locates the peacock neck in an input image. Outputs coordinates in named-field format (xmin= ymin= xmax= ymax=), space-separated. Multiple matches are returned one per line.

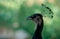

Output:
xmin=36 ymin=21 xmax=43 ymax=33
xmin=32 ymin=20 xmax=43 ymax=39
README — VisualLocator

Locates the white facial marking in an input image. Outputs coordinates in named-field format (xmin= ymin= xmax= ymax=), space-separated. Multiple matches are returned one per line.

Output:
xmin=32 ymin=16 xmax=42 ymax=24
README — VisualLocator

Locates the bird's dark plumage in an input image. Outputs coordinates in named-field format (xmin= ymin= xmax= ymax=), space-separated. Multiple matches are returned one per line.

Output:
xmin=27 ymin=13 xmax=43 ymax=39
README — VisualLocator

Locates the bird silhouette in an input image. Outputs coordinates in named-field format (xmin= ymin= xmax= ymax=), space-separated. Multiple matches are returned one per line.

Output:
xmin=27 ymin=13 xmax=43 ymax=39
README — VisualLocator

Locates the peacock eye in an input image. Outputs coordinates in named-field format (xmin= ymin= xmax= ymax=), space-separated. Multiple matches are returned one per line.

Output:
xmin=37 ymin=18 xmax=39 ymax=21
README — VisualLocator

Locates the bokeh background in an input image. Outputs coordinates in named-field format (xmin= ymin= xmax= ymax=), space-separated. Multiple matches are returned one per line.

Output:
xmin=0 ymin=0 xmax=60 ymax=39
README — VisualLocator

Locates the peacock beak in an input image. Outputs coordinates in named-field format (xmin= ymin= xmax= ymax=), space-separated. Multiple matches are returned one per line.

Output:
xmin=27 ymin=16 xmax=32 ymax=20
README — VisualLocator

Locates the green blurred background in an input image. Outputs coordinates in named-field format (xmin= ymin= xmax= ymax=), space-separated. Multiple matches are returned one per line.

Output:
xmin=0 ymin=0 xmax=60 ymax=39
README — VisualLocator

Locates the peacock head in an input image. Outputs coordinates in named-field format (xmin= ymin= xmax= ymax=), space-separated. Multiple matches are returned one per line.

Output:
xmin=27 ymin=13 xmax=43 ymax=24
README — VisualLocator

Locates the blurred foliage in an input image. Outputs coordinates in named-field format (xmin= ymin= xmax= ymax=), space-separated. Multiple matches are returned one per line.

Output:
xmin=0 ymin=0 xmax=60 ymax=39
